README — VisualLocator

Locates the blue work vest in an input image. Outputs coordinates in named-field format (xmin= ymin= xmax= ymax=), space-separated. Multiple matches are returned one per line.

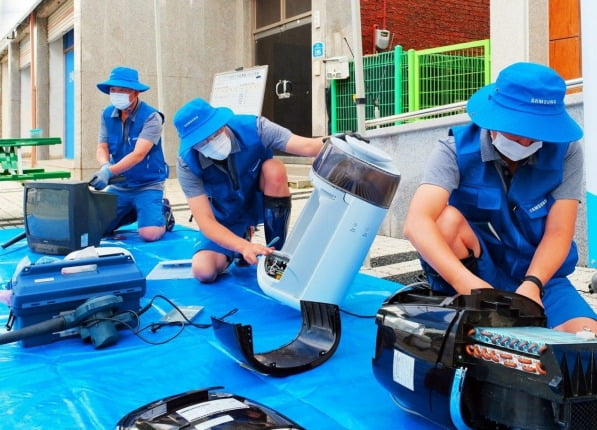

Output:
xmin=449 ymin=123 xmax=578 ymax=280
xmin=103 ymin=101 xmax=168 ymax=188
xmin=181 ymin=115 xmax=273 ymax=230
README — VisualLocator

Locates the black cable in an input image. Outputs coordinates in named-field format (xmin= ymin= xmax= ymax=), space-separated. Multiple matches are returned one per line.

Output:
xmin=143 ymin=294 xmax=210 ymax=333
xmin=86 ymin=308 xmax=190 ymax=346
xmin=1 ymin=231 xmax=26 ymax=249
xmin=216 ymin=307 xmax=238 ymax=321
xmin=92 ymin=313 xmax=188 ymax=346
xmin=340 ymin=308 xmax=375 ymax=319
xmin=136 ymin=301 xmax=154 ymax=317
xmin=343 ymin=37 xmax=354 ymax=58
xmin=578 ymin=287 xmax=595 ymax=295
xmin=111 ymin=294 xmax=239 ymax=346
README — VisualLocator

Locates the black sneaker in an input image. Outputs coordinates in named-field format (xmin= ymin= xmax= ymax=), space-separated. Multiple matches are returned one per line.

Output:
xmin=163 ymin=198 xmax=175 ymax=232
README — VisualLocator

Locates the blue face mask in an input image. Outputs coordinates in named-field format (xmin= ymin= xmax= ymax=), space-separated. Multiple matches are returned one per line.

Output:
xmin=491 ymin=133 xmax=543 ymax=161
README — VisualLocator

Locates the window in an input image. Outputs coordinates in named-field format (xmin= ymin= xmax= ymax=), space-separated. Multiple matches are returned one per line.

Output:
xmin=255 ymin=0 xmax=311 ymax=30
xmin=285 ymin=0 xmax=310 ymax=18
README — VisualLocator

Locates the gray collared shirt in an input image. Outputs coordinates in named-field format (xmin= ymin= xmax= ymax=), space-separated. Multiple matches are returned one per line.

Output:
xmin=421 ymin=127 xmax=583 ymax=201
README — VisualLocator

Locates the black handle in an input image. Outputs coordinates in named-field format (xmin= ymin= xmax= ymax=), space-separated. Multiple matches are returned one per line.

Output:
xmin=1 ymin=231 xmax=26 ymax=249
xmin=0 ymin=316 xmax=66 ymax=345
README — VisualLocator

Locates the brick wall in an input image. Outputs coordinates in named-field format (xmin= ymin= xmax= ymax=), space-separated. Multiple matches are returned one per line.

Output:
xmin=360 ymin=0 xmax=489 ymax=55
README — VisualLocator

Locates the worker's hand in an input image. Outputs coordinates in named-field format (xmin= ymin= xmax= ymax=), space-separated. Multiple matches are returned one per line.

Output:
xmin=89 ymin=164 xmax=113 ymax=190
xmin=332 ymin=132 xmax=370 ymax=143
xmin=237 ymin=241 xmax=274 ymax=265
xmin=515 ymin=282 xmax=544 ymax=308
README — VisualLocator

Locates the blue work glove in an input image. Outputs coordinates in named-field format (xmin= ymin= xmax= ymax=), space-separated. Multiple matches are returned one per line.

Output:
xmin=89 ymin=164 xmax=113 ymax=190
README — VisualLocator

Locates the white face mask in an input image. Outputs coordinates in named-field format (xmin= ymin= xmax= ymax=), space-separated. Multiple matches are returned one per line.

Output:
xmin=197 ymin=132 xmax=232 ymax=160
xmin=491 ymin=132 xmax=543 ymax=161
xmin=110 ymin=92 xmax=132 ymax=110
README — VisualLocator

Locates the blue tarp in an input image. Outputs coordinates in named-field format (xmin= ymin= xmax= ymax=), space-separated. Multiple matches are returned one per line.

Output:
xmin=0 ymin=227 xmax=440 ymax=429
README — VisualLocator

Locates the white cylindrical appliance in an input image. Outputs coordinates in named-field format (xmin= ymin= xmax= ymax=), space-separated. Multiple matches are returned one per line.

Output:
xmin=257 ymin=135 xmax=400 ymax=310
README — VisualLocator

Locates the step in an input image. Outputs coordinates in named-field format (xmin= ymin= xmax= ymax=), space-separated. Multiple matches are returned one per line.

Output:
xmin=286 ymin=163 xmax=313 ymax=189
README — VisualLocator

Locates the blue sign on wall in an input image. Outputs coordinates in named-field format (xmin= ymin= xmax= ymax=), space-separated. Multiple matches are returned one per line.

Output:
xmin=312 ymin=42 xmax=324 ymax=58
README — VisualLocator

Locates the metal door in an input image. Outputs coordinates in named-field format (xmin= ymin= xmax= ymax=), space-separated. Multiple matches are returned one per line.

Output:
xmin=255 ymin=22 xmax=312 ymax=139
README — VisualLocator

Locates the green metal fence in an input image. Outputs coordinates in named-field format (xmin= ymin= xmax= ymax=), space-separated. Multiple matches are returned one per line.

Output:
xmin=330 ymin=39 xmax=490 ymax=133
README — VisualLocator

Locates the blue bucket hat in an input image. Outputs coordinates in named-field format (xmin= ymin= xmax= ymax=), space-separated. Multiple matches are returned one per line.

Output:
xmin=174 ymin=98 xmax=234 ymax=155
xmin=97 ymin=66 xmax=150 ymax=94
xmin=467 ymin=62 xmax=582 ymax=143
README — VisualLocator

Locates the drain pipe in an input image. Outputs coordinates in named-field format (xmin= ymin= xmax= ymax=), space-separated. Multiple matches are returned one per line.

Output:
xmin=153 ymin=0 xmax=164 ymax=113
xmin=29 ymin=13 xmax=37 ymax=166
xmin=350 ymin=0 xmax=366 ymax=134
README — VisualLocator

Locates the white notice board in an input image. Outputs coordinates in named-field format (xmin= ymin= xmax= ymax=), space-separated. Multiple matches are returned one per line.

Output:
xmin=210 ymin=65 xmax=268 ymax=115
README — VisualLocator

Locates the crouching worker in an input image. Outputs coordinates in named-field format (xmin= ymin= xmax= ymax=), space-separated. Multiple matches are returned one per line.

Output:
xmin=173 ymin=98 xmax=324 ymax=283
xmin=90 ymin=66 xmax=174 ymax=241
xmin=403 ymin=62 xmax=597 ymax=334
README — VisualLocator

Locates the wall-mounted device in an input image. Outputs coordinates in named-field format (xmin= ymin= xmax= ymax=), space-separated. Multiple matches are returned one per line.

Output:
xmin=324 ymin=56 xmax=350 ymax=80
xmin=375 ymin=29 xmax=391 ymax=50
xmin=257 ymin=134 xmax=400 ymax=310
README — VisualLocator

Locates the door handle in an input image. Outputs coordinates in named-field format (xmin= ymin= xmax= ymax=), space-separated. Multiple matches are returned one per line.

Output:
xmin=275 ymin=80 xmax=292 ymax=99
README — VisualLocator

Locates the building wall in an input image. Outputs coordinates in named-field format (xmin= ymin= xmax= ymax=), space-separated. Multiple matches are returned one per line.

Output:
xmin=360 ymin=0 xmax=490 ymax=55
xmin=311 ymin=0 xmax=353 ymax=136
xmin=19 ymin=66 xmax=31 ymax=137
xmin=48 ymin=36 xmax=64 ymax=156
xmin=490 ymin=0 xmax=549 ymax=77
xmin=0 ymin=0 xmax=584 ymax=179
xmin=74 ymin=0 xmax=253 ymax=179
xmin=4 ymin=41 xmax=21 ymax=138
xmin=0 ymin=59 xmax=9 ymax=136
xmin=2 ymin=0 xmax=310 ymax=179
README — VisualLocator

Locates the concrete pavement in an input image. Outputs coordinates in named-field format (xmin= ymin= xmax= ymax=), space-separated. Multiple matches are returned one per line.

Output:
xmin=1 ymin=176 xmax=597 ymax=312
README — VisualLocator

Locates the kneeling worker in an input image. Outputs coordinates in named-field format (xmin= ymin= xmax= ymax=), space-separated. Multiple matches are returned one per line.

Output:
xmin=173 ymin=98 xmax=324 ymax=283
xmin=90 ymin=66 xmax=174 ymax=241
